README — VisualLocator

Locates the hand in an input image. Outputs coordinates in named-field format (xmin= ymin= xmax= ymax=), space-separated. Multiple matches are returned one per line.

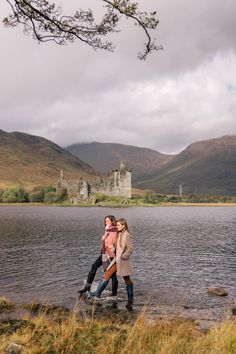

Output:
xmin=121 ymin=254 xmax=129 ymax=260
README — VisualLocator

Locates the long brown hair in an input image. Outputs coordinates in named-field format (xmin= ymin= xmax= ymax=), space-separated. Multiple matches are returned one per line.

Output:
xmin=104 ymin=215 xmax=116 ymax=226
xmin=117 ymin=218 xmax=129 ymax=247
xmin=116 ymin=218 xmax=129 ymax=233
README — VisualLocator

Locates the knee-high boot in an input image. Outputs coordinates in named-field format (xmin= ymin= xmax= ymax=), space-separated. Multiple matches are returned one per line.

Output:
xmin=111 ymin=276 xmax=118 ymax=296
xmin=126 ymin=283 xmax=134 ymax=310
xmin=90 ymin=279 xmax=109 ymax=298
xmin=126 ymin=283 xmax=133 ymax=302
xmin=78 ymin=282 xmax=91 ymax=294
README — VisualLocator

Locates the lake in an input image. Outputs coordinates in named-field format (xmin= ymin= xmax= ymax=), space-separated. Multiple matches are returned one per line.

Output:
xmin=0 ymin=205 xmax=235 ymax=324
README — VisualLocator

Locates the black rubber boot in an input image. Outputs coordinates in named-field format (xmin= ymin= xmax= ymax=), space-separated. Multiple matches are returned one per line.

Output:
xmin=111 ymin=276 xmax=118 ymax=296
xmin=78 ymin=283 xmax=91 ymax=294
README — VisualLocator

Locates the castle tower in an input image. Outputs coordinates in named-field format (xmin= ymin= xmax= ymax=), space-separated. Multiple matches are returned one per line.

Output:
xmin=108 ymin=161 xmax=132 ymax=198
xmin=80 ymin=177 xmax=89 ymax=199
xmin=57 ymin=170 xmax=65 ymax=191
xmin=119 ymin=162 xmax=132 ymax=198
xmin=120 ymin=161 xmax=125 ymax=170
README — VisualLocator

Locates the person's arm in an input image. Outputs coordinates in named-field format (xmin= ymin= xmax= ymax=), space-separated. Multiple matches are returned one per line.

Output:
xmin=105 ymin=232 xmax=117 ymax=256
xmin=122 ymin=233 xmax=134 ymax=260
xmin=101 ymin=232 xmax=107 ymax=242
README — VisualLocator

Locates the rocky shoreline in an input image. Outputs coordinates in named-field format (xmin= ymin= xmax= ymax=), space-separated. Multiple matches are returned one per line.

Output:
xmin=1 ymin=290 xmax=236 ymax=333
xmin=1 ymin=295 xmax=236 ymax=354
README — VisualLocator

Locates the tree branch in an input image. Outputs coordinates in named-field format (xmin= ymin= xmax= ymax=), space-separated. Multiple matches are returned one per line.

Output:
xmin=3 ymin=0 xmax=162 ymax=59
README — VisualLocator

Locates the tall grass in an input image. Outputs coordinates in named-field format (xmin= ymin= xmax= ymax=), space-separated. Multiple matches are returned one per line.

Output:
xmin=0 ymin=305 xmax=235 ymax=353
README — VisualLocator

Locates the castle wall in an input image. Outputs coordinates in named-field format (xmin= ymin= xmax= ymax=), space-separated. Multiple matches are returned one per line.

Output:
xmin=57 ymin=162 xmax=132 ymax=200
xmin=58 ymin=178 xmax=89 ymax=200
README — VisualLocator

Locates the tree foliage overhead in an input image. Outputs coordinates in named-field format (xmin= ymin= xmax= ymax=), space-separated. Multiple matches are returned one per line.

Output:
xmin=3 ymin=0 xmax=162 ymax=59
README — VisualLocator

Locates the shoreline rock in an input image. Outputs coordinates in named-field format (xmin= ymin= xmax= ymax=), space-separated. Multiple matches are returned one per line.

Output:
xmin=0 ymin=297 xmax=15 ymax=312
xmin=207 ymin=288 xmax=228 ymax=296
xmin=4 ymin=342 xmax=25 ymax=354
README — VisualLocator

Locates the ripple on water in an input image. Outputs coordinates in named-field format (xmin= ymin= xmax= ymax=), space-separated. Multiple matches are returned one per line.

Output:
xmin=0 ymin=206 xmax=235 ymax=323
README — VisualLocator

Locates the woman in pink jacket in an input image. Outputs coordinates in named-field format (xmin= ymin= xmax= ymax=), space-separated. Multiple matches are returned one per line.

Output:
xmin=78 ymin=215 xmax=118 ymax=296
xmin=89 ymin=218 xmax=134 ymax=309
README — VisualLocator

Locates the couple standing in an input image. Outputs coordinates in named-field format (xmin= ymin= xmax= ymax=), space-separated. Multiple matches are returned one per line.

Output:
xmin=78 ymin=215 xmax=134 ymax=308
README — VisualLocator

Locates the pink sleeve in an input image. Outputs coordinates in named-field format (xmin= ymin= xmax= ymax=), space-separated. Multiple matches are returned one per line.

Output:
xmin=101 ymin=232 xmax=107 ymax=242
xmin=111 ymin=232 xmax=117 ymax=244
xmin=105 ymin=232 xmax=117 ymax=256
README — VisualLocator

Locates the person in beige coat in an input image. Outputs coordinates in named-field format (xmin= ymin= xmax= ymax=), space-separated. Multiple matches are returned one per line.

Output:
xmin=89 ymin=218 xmax=134 ymax=308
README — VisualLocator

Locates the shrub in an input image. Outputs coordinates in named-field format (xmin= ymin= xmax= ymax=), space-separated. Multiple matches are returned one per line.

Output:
xmin=28 ymin=190 xmax=44 ymax=203
xmin=143 ymin=190 xmax=156 ymax=203
xmin=28 ymin=186 xmax=59 ymax=203
xmin=55 ymin=188 xmax=68 ymax=202
xmin=2 ymin=186 xmax=28 ymax=203
xmin=166 ymin=196 xmax=178 ymax=203
xmin=2 ymin=196 xmax=18 ymax=203
xmin=0 ymin=189 xmax=4 ymax=203
xmin=44 ymin=186 xmax=56 ymax=193
xmin=44 ymin=191 xmax=57 ymax=203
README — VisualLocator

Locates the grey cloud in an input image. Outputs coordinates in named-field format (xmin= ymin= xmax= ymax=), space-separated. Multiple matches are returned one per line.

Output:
xmin=0 ymin=0 xmax=236 ymax=154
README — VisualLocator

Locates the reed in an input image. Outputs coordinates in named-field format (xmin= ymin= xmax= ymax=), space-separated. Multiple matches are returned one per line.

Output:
xmin=0 ymin=305 xmax=235 ymax=354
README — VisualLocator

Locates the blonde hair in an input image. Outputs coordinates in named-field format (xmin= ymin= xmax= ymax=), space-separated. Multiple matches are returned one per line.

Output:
xmin=117 ymin=218 xmax=129 ymax=247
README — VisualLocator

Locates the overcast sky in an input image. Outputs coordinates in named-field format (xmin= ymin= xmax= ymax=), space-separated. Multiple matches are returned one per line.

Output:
xmin=0 ymin=0 xmax=236 ymax=154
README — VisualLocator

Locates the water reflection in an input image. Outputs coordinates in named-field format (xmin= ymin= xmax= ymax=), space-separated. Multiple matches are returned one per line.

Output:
xmin=0 ymin=206 xmax=235 ymax=322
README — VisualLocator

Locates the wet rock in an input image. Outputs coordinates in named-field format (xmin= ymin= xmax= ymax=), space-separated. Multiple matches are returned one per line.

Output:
xmin=183 ymin=305 xmax=195 ymax=309
xmin=0 ymin=320 xmax=29 ymax=335
xmin=0 ymin=297 xmax=14 ymax=312
xmin=0 ymin=298 xmax=8 ymax=311
xmin=207 ymin=288 xmax=228 ymax=296
xmin=4 ymin=342 xmax=24 ymax=354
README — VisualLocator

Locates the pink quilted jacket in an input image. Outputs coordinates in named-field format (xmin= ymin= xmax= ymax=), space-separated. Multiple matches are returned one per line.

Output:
xmin=101 ymin=227 xmax=117 ymax=258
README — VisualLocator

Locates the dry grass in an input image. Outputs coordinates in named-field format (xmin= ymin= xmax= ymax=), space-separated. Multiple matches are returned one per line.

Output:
xmin=0 ymin=305 xmax=235 ymax=354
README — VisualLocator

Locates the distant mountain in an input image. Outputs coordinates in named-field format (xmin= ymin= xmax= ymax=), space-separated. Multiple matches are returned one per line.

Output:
xmin=0 ymin=130 xmax=98 ymax=189
xmin=66 ymin=142 xmax=174 ymax=182
xmin=137 ymin=135 xmax=236 ymax=196
xmin=1 ymin=130 xmax=235 ymax=196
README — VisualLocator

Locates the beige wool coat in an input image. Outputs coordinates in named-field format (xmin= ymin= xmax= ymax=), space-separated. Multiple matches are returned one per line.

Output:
xmin=109 ymin=230 xmax=134 ymax=276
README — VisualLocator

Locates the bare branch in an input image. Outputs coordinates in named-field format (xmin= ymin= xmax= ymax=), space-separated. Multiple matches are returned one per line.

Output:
xmin=3 ymin=0 xmax=162 ymax=59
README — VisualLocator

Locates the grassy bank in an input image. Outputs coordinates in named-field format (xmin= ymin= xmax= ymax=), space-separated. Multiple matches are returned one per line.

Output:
xmin=1 ymin=186 xmax=236 ymax=207
xmin=0 ymin=303 xmax=236 ymax=354
xmin=1 ymin=201 xmax=236 ymax=208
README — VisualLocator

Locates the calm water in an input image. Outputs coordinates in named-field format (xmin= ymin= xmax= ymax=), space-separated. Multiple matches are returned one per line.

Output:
xmin=0 ymin=206 xmax=235 ymax=322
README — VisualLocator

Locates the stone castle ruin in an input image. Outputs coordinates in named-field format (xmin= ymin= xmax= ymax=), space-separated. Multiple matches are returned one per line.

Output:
xmin=57 ymin=161 xmax=132 ymax=202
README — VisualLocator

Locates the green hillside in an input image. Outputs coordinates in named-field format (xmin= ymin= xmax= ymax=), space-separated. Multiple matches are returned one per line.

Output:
xmin=137 ymin=135 xmax=236 ymax=196
xmin=0 ymin=130 xmax=98 ymax=189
